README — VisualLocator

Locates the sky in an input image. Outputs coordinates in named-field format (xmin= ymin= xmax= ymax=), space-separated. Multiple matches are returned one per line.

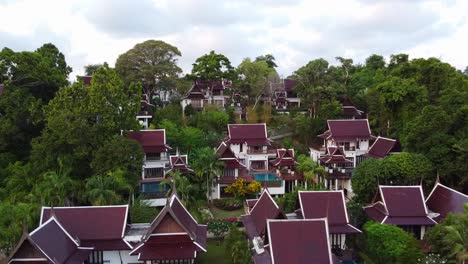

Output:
xmin=1 ymin=0 xmax=467 ymax=79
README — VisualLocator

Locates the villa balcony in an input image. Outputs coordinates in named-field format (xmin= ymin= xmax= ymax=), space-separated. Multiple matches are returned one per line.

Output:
xmin=247 ymin=148 xmax=277 ymax=155
xmin=140 ymin=191 xmax=167 ymax=200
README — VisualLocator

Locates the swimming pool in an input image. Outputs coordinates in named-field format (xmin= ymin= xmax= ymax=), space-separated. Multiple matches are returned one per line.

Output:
xmin=254 ymin=172 xmax=281 ymax=181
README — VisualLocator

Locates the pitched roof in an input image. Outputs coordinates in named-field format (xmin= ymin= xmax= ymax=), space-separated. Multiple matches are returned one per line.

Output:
xmin=183 ymin=83 xmax=205 ymax=99
xmin=270 ymin=149 xmax=297 ymax=167
xmin=267 ymin=219 xmax=333 ymax=264
xmin=298 ymin=191 xmax=361 ymax=234
xmin=131 ymin=195 xmax=206 ymax=261
xmin=366 ymin=136 xmax=397 ymax=158
xmin=342 ymin=106 xmax=364 ymax=119
xmin=41 ymin=205 xmax=131 ymax=250
xmin=9 ymin=217 xmax=93 ymax=264
xmin=78 ymin=76 xmax=92 ymax=86
xmin=127 ymin=129 xmax=171 ymax=153
xmin=426 ymin=182 xmax=468 ymax=222
xmin=227 ymin=123 xmax=271 ymax=146
xmin=319 ymin=119 xmax=372 ymax=141
xmin=168 ymin=152 xmax=193 ymax=174
xmin=364 ymin=186 xmax=436 ymax=226
xmin=283 ymin=79 xmax=298 ymax=92
xmin=242 ymin=190 xmax=284 ymax=239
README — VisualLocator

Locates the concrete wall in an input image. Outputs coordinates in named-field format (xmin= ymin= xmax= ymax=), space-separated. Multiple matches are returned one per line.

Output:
xmin=103 ymin=250 xmax=141 ymax=264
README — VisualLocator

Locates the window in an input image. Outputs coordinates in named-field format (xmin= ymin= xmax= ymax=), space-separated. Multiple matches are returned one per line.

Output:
xmin=144 ymin=167 xmax=164 ymax=178
xmin=330 ymin=234 xmax=343 ymax=250
xmin=146 ymin=153 xmax=161 ymax=160
xmin=239 ymin=144 xmax=243 ymax=152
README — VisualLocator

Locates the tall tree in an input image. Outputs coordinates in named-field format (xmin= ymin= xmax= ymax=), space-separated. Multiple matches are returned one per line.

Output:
xmin=115 ymin=40 xmax=182 ymax=101
xmin=237 ymin=58 xmax=278 ymax=106
xmin=0 ymin=44 xmax=71 ymax=102
xmin=365 ymin=54 xmax=386 ymax=70
xmin=191 ymin=51 xmax=235 ymax=81
xmin=255 ymin=54 xmax=278 ymax=68
xmin=85 ymin=169 xmax=132 ymax=206
xmin=31 ymin=64 xmax=141 ymax=178
xmin=84 ymin=64 xmax=103 ymax=76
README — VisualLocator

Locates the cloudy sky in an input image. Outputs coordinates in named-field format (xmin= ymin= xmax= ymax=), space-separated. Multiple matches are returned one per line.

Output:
xmin=1 ymin=0 xmax=467 ymax=79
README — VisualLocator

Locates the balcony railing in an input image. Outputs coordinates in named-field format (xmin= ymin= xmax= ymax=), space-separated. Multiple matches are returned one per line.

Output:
xmin=140 ymin=192 xmax=167 ymax=199
xmin=247 ymin=149 xmax=276 ymax=154
xmin=258 ymin=180 xmax=282 ymax=188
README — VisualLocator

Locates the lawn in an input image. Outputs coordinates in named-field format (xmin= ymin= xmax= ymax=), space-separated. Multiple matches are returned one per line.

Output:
xmin=196 ymin=239 xmax=232 ymax=264
xmin=210 ymin=206 xmax=245 ymax=219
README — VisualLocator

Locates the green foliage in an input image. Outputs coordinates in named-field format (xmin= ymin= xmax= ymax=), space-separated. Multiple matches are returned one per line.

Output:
xmin=84 ymin=64 xmax=103 ymax=76
xmin=207 ymin=219 xmax=231 ymax=240
xmin=115 ymin=40 xmax=182 ymax=97
xmin=352 ymin=153 xmax=434 ymax=203
xmin=362 ymin=222 xmax=424 ymax=264
xmin=30 ymin=64 xmax=141 ymax=178
xmin=0 ymin=44 xmax=72 ymax=102
xmin=237 ymin=58 xmax=278 ymax=104
xmin=85 ymin=169 xmax=132 ymax=206
xmin=224 ymin=224 xmax=251 ymax=264
xmin=130 ymin=198 xmax=160 ymax=223
xmin=255 ymin=54 xmax=278 ymax=68
xmin=191 ymin=50 xmax=235 ymax=81
xmin=91 ymin=136 xmax=144 ymax=187
xmin=213 ymin=198 xmax=243 ymax=211
xmin=0 ymin=202 xmax=39 ymax=254
xmin=424 ymin=205 xmax=468 ymax=263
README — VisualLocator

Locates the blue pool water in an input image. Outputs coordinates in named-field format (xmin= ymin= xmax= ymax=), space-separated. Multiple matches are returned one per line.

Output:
xmin=254 ymin=173 xmax=280 ymax=181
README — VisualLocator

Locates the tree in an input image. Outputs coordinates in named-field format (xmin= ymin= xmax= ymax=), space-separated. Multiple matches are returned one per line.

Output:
xmin=237 ymin=58 xmax=278 ymax=106
xmin=191 ymin=51 xmax=235 ymax=81
xmin=224 ymin=224 xmax=252 ymax=264
xmin=31 ymin=64 xmax=141 ymax=178
xmin=424 ymin=205 xmax=468 ymax=264
xmin=33 ymin=160 xmax=76 ymax=206
xmin=225 ymin=178 xmax=262 ymax=199
xmin=191 ymin=147 xmax=224 ymax=201
xmin=85 ymin=169 xmax=132 ymax=205
xmin=255 ymin=54 xmax=278 ymax=68
xmin=84 ymin=64 xmax=103 ymax=76
xmin=361 ymin=222 xmax=424 ymax=264
xmin=296 ymin=154 xmax=326 ymax=187
xmin=91 ymin=136 xmax=144 ymax=187
xmin=365 ymin=54 xmax=386 ymax=70
xmin=115 ymin=40 xmax=182 ymax=101
xmin=130 ymin=198 xmax=160 ymax=223
xmin=0 ymin=44 xmax=71 ymax=102
xmin=0 ymin=202 xmax=39 ymax=254
xmin=352 ymin=153 xmax=434 ymax=203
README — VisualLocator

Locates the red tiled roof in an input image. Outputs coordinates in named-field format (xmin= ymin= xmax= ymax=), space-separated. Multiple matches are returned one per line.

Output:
xmin=169 ymin=154 xmax=193 ymax=173
xmin=298 ymin=191 xmax=361 ymax=234
xmin=28 ymin=217 xmax=92 ymax=264
xmin=321 ymin=120 xmax=372 ymax=141
xmin=267 ymin=219 xmax=333 ymax=264
xmin=364 ymin=186 xmax=436 ymax=226
xmin=41 ymin=205 xmax=129 ymax=242
xmin=366 ymin=136 xmax=397 ymax=158
xmin=78 ymin=76 xmax=92 ymax=86
xmin=80 ymin=239 xmax=131 ymax=251
xmin=283 ymin=79 xmax=298 ymax=92
xmin=227 ymin=124 xmax=270 ymax=146
xmin=270 ymin=149 xmax=297 ymax=167
xmin=131 ymin=195 xmax=207 ymax=261
xmin=184 ymin=83 xmax=205 ymax=99
xmin=246 ymin=199 xmax=259 ymax=213
xmin=134 ymin=234 xmax=199 ymax=260
xmin=242 ymin=190 xmax=284 ymax=239
xmin=426 ymin=183 xmax=468 ymax=222
xmin=127 ymin=130 xmax=171 ymax=153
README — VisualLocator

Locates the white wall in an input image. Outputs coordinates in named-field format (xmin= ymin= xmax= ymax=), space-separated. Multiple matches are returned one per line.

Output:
xmin=103 ymin=250 xmax=141 ymax=264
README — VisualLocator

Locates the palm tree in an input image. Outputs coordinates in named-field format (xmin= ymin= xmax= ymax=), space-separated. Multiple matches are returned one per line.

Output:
xmin=164 ymin=171 xmax=195 ymax=208
xmin=33 ymin=159 xmax=76 ymax=206
xmin=85 ymin=169 xmax=132 ymax=205
xmin=444 ymin=204 xmax=468 ymax=264
xmin=191 ymin=147 xmax=224 ymax=202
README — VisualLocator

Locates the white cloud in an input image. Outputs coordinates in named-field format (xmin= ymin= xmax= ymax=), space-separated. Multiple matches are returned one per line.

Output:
xmin=0 ymin=0 xmax=466 ymax=80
